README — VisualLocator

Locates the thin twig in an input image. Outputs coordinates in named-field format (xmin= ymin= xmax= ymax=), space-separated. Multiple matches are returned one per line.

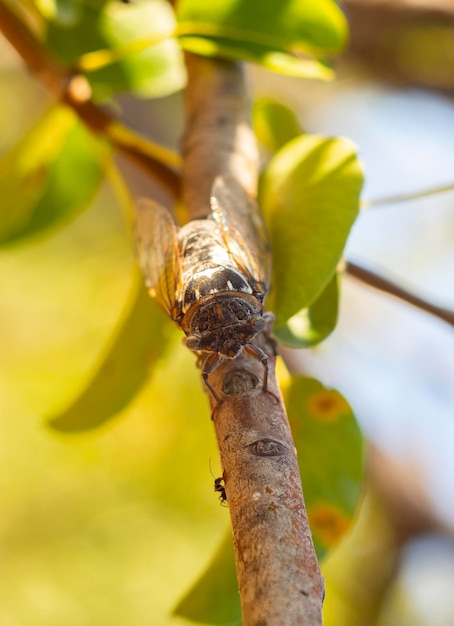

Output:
xmin=346 ymin=261 xmax=454 ymax=327
xmin=183 ymin=52 xmax=324 ymax=626
xmin=0 ymin=0 xmax=179 ymax=195
xmin=362 ymin=183 xmax=454 ymax=209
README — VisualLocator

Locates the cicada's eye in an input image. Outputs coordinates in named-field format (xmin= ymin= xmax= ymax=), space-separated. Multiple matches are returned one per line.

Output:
xmin=252 ymin=317 xmax=266 ymax=332
xmin=185 ymin=335 xmax=202 ymax=351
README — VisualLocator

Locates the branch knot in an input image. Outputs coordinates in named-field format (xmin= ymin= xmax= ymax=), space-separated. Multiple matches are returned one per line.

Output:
xmin=248 ymin=438 xmax=288 ymax=457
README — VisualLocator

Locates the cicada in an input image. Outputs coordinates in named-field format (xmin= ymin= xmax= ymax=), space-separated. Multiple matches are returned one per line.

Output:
xmin=134 ymin=176 xmax=273 ymax=402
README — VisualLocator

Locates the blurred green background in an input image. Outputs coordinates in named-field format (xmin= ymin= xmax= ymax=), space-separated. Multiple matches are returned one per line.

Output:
xmin=0 ymin=39 xmax=232 ymax=626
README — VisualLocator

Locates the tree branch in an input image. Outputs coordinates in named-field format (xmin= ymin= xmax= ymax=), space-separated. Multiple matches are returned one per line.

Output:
xmin=340 ymin=0 xmax=454 ymax=94
xmin=0 ymin=0 xmax=179 ymax=195
xmin=362 ymin=183 xmax=454 ymax=208
xmin=346 ymin=261 xmax=454 ymax=327
xmin=182 ymin=53 xmax=259 ymax=219
xmin=182 ymin=52 xmax=324 ymax=625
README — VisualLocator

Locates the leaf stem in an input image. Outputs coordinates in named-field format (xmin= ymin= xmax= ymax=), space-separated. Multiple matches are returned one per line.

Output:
xmin=346 ymin=261 xmax=454 ymax=327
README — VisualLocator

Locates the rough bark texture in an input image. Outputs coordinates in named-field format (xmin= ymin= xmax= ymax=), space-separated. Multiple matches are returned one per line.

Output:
xmin=182 ymin=53 xmax=259 ymax=219
xmin=209 ymin=340 xmax=324 ymax=625
xmin=182 ymin=52 xmax=324 ymax=626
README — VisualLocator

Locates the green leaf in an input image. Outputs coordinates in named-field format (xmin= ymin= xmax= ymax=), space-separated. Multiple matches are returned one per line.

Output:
xmin=285 ymin=376 xmax=364 ymax=560
xmin=0 ymin=107 xmax=104 ymax=245
xmin=176 ymin=0 xmax=347 ymax=79
xmin=3 ymin=119 xmax=105 ymax=245
xmin=174 ymin=531 xmax=241 ymax=625
xmin=27 ymin=118 xmax=106 ymax=239
xmin=0 ymin=107 xmax=71 ymax=243
xmin=253 ymin=102 xmax=344 ymax=346
xmin=35 ymin=0 xmax=80 ymax=24
xmin=321 ymin=493 xmax=393 ymax=626
xmin=49 ymin=275 xmax=174 ymax=432
xmin=275 ymin=271 xmax=339 ymax=348
xmin=0 ymin=106 xmax=104 ymax=245
xmin=46 ymin=0 xmax=185 ymax=99
xmin=260 ymin=134 xmax=363 ymax=327
xmin=178 ymin=37 xmax=332 ymax=80
xmin=253 ymin=97 xmax=303 ymax=153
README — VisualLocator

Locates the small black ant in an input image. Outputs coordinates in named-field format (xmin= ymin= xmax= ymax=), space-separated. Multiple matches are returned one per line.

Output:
xmin=209 ymin=459 xmax=227 ymax=506
xmin=214 ymin=474 xmax=227 ymax=505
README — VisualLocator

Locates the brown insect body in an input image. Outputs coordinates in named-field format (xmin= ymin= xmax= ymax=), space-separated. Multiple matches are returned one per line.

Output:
xmin=177 ymin=219 xmax=266 ymax=359
xmin=134 ymin=176 xmax=271 ymax=400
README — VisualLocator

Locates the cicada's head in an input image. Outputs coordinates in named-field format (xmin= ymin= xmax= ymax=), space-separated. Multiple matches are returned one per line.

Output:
xmin=184 ymin=294 xmax=266 ymax=358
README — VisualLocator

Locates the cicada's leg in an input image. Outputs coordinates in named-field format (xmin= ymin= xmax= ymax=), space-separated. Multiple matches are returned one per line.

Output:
xmin=243 ymin=343 xmax=269 ymax=390
xmin=201 ymin=352 xmax=224 ymax=406
xmin=243 ymin=343 xmax=279 ymax=403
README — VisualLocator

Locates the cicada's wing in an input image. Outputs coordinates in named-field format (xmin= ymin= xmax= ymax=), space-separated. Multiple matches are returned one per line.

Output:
xmin=134 ymin=199 xmax=182 ymax=320
xmin=210 ymin=176 xmax=271 ymax=295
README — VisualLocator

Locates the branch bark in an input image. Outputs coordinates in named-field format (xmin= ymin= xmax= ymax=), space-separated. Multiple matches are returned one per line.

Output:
xmin=182 ymin=52 xmax=324 ymax=625
xmin=182 ymin=53 xmax=259 ymax=219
